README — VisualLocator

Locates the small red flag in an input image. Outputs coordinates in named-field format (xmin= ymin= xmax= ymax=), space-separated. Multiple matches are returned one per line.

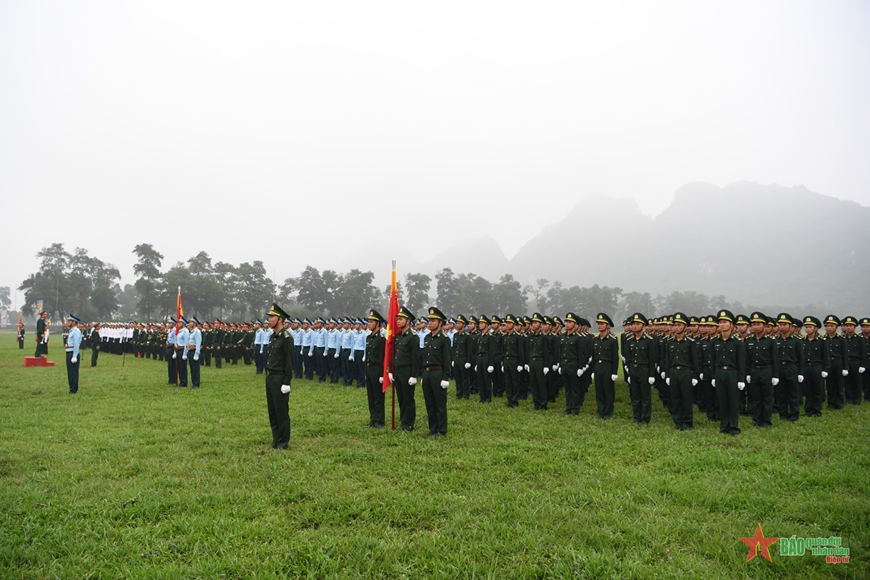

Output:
xmin=382 ymin=264 xmax=399 ymax=393
xmin=176 ymin=286 xmax=184 ymax=336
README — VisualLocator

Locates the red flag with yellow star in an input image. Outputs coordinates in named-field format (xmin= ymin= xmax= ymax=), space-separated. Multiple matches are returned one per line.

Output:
xmin=382 ymin=262 xmax=398 ymax=393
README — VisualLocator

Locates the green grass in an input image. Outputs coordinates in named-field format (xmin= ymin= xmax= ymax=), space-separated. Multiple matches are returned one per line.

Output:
xmin=1 ymin=333 xmax=868 ymax=579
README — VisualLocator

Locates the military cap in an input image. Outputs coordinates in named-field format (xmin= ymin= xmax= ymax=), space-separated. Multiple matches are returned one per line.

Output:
xmin=193 ymin=316 xmax=201 ymax=325
xmin=303 ymin=318 xmax=312 ymax=325
xmin=565 ymin=312 xmax=580 ymax=324
xmin=170 ymin=316 xmax=177 ymax=323
xmin=704 ymin=315 xmax=718 ymax=326
xmin=716 ymin=309 xmax=734 ymax=323
xmin=524 ymin=316 xmax=532 ymax=324
xmin=735 ymin=314 xmax=749 ymax=325
xmin=427 ymin=306 xmax=447 ymax=321
xmin=765 ymin=316 xmax=776 ymax=326
xmin=449 ymin=318 xmax=456 ymax=325
xmin=490 ymin=315 xmax=501 ymax=324
xmin=456 ymin=314 xmax=468 ymax=324
xmin=823 ymin=314 xmax=840 ymax=326
xmin=468 ymin=315 xmax=478 ymax=324
xmin=368 ymin=309 xmax=386 ymax=324
xmin=504 ymin=314 xmax=518 ymax=324
xmin=527 ymin=312 xmax=542 ymax=323
xmin=67 ymin=313 xmax=80 ymax=323
xmin=688 ymin=316 xmax=699 ymax=325
xmin=749 ymin=312 xmax=766 ymax=324
xmin=672 ymin=312 xmax=689 ymax=326
xmin=596 ymin=313 xmax=614 ymax=327
xmin=860 ymin=317 xmax=870 ymax=326
xmin=267 ymin=303 xmax=288 ymax=320
xmin=776 ymin=313 xmax=794 ymax=326
xmin=803 ymin=316 xmax=821 ymax=327
xmin=179 ymin=316 xmax=188 ymax=325
xmin=630 ymin=312 xmax=648 ymax=325
xmin=542 ymin=315 xmax=553 ymax=325
xmin=478 ymin=315 xmax=491 ymax=325
xmin=397 ymin=306 xmax=415 ymax=321
xmin=419 ymin=315 xmax=429 ymax=322
xmin=841 ymin=316 xmax=858 ymax=326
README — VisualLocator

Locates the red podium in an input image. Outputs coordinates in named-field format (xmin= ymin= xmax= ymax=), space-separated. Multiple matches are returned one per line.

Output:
xmin=24 ymin=356 xmax=55 ymax=367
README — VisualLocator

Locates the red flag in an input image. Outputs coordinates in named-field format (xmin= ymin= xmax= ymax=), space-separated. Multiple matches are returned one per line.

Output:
xmin=382 ymin=263 xmax=399 ymax=393
xmin=176 ymin=286 xmax=184 ymax=336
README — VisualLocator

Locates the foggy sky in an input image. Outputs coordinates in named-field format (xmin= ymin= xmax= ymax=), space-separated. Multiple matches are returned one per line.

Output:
xmin=2 ymin=0 xmax=869 ymax=309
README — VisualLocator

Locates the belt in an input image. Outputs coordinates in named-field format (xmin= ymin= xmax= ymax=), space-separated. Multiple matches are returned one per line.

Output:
xmin=425 ymin=366 xmax=443 ymax=371
xmin=187 ymin=345 xmax=196 ymax=350
xmin=719 ymin=365 xmax=735 ymax=370
xmin=175 ymin=346 xmax=184 ymax=351
xmin=395 ymin=365 xmax=411 ymax=369
xmin=671 ymin=365 xmax=690 ymax=371
xmin=751 ymin=364 xmax=770 ymax=369
xmin=366 ymin=363 xmax=380 ymax=367
xmin=530 ymin=356 xmax=543 ymax=360
xmin=266 ymin=369 xmax=283 ymax=375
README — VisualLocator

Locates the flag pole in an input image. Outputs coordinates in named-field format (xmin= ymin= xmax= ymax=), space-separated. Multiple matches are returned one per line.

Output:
xmin=390 ymin=260 xmax=397 ymax=430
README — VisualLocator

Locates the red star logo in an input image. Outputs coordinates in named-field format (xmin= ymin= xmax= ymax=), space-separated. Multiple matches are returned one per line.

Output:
xmin=740 ymin=523 xmax=778 ymax=562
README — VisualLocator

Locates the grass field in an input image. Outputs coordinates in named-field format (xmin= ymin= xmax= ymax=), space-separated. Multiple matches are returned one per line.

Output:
xmin=1 ymin=333 xmax=868 ymax=579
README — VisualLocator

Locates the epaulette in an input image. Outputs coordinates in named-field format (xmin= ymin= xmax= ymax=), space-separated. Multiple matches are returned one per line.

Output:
xmin=686 ymin=336 xmax=695 ymax=342
xmin=608 ymin=332 xmax=618 ymax=339
xmin=410 ymin=329 xmax=417 ymax=336
xmin=282 ymin=330 xmax=291 ymax=338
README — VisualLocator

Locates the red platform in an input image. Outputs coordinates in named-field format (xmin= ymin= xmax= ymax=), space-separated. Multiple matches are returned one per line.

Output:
xmin=24 ymin=356 xmax=55 ymax=367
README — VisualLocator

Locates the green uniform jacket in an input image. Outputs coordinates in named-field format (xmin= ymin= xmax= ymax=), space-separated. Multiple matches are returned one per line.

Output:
xmin=423 ymin=330 xmax=452 ymax=382
xmin=266 ymin=329 xmax=295 ymax=383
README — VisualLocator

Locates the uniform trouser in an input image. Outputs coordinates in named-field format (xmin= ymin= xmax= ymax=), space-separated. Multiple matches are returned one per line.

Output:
xmin=863 ymin=366 xmax=870 ymax=402
xmin=702 ymin=371 xmax=718 ymax=419
xmin=66 ymin=351 xmax=79 ymax=394
xmin=825 ymin=365 xmax=844 ymax=408
xmin=341 ymin=349 xmax=353 ymax=384
xmin=254 ymin=347 xmax=264 ymax=373
xmin=476 ymin=355 xmax=492 ymax=402
xmin=365 ymin=365 xmax=385 ymax=426
xmin=519 ymin=366 xmax=529 ymax=399
xmin=167 ymin=347 xmax=177 ymax=383
xmin=845 ymin=362 xmax=863 ymax=404
xmin=748 ymin=368 xmax=774 ymax=427
xmin=243 ymin=347 xmax=252 ymax=365
xmin=593 ymin=362 xmax=615 ymax=419
xmin=328 ymin=348 xmax=341 ymax=383
xmin=35 ymin=338 xmax=44 ymax=357
xmin=715 ymin=368 xmax=740 ymax=435
xmin=561 ymin=361 xmax=580 ymax=413
xmin=578 ymin=371 xmax=591 ymax=408
xmin=315 ymin=347 xmax=327 ymax=381
xmin=776 ymin=364 xmax=801 ymax=421
xmin=492 ymin=361 xmax=504 ymax=396
xmin=354 ymin=352 xmax=365 ymax=386
xmin=803 ymin=364 xmax=824 ymax=416
xmin=453 ymin=358 xmax=468 ymax=398
xmin=303 ymin=347 xmax=314 ymax=380
xmin=529 ymin=359 xmax=547 ymax=409
xmin=213 ymin=347 xmax=221 ymax=368
xmin=203 ymin=347 xmax=211 ymax=367
xmin=176 ymin=352 xmax=189 ymax=386
xmin=669 ymin=368 xmax=694 ymax=429
xmin=629 ymin=365 xmax=653 ymax=423
xmin=294 ymin=348 xmax=304 ymax=379
xmin=469 ymin=359 xmax=479 ymax=394
xmin=189 ymin=355 xmax=201 ymax=387
xmin=504 ymin=358 xmax=521 ymax=406
xmin=19 ymin=338 xmax=24 ymax=349
xmin=265 ymin=375 xmax=290 ymax=447
xmin=738 ymin=381 xmax=749 ymax=415
xmin=91 ymin=347 xmax=99 ymax=367
xmin=394 ymin=366 xmax=416 ymax=430
xmin=421 ymin=370 xmax=447 ymax=435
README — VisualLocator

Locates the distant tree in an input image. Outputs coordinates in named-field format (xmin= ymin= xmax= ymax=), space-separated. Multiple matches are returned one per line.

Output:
xmin=296 ymin=266 xmax=325 ymax=313
xmin=464 ymin=274 xmax=496 ymax=315
xmin=435 ymin=268 xmax=460 ymax=314
xmin=235 ymin=261 xmax=275 ymax=319
xmin=132 ymin=244 xmax=164 ymax=319
xmin=18 ymin=243 xmax=73 ymax=318
xmin=493 ymin=274 xmax=528 ymax=315
xmin=115 ymin=284 xmax=139 ymax=319
xmin=529 ymin=278 xmax=550 ymax=313
xmin=320 ymin=270 xmax=342 ymax=314
xmin=0 ymin=286 xmax=10 ymax=308
xmin=619 ymin=291 xmax=653 ymax=322
xmin=335 ymin=269 xmax=379 ymax=316
xmin=404 ymin=273 xmax=431 ymax=314
xmin=544 ymin=281 xmax=564 ymax=314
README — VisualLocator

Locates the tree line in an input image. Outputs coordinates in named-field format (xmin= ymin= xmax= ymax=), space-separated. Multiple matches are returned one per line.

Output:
xmin=17 ymin=243 xmax=751 ymax=322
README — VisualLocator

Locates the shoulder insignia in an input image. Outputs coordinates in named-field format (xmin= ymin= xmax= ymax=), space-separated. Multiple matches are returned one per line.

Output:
xmin=283 ymin=330 xmax=291 ymax=338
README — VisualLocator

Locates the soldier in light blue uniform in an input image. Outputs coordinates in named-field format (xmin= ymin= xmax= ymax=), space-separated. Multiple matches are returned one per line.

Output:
xmin=65 ymin=314 xmax=83 ymax=394
xmin=352 ymin=318 xmax=367 ymax=387
xmin=340 ymin=318 xmax=355 ymax=385
xmin=175 ymin=317 xmax=190 ymax=387
xmin=289 ymin=319 xmax=302 ymax=379
xmin=327 ymin=318 xmax=343 ymax=383
xmin=187 ymin=317 xmax=203 ymax=387
xmin=166 ymin=317 xmax=177 ymax=385
xmin=254 ymin=320 xmax=269 ymax=374
xmin=312 ymin=318 xmax=328 ymax=382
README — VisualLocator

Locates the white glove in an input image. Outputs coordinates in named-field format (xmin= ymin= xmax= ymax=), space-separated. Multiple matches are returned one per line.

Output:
xmin=648 ymin=377 xmax=655 ymax=385
xmin=193 ymin=353 xmax=199 ymax=361
xmin=577 ymin=369 xmax=582 ymax=377
xmin=712 ymin=379 xmax=716 ymax=387
xmin=591 ymin=373 xmax=595 ymax=380
xmin=389 ymin=372 xmax=394 ymax=383
xmin=660 ymin=372 xmax=665 ymax=379
xmin=738 ymin=382 xmax=745 ymax=391
xmin=553 ymin=365 xmax=559 ymax=372
xmin=842 ymin=369 xmax=848 ymax=376
xmin=183 ymin=353 xmax=188 ymax=360
xmin=378 ymin=377 xmax=383 ymax=384
xmin=349 ymin=354 xmax=354 ymax=361
xmin=322 ymin=351 xmax=327 ymax=357
xmin=501 ymin=364 xmax=504 ymax=372
xmin=308 ymin=351 xmax=313 ymax=357
xmin=71 ymin=356 xmax=77 ymax=363
xmin=440 ymin=380 xmax=449 ymax=389
xmin=627 ymin=377 xmax=631 ymax=384
xmin=860 ymin=367 xmax=866 ymax=374
xmin=699 ymin=373 xmax=704 ymax=380
xmin=558 ymin=367 xmax=562 ymax=375
xmin=334 ymin=353 xmax=339 ymax=359
xmin=798 ymin=375 xmax=804 ymax=383
xmin=543 ymin=367 xmax=549 ymax=375
xmin=666 ymin=378 xmax=670 ymax=386
xmin=487 ymin=366 xmax=494 ymax=373
xmin=172 ymin=352 xmax=176 ymax=359
xmin=465 ymin=362 xmax=471 ymax=369
xmin=610 ymin=374 xmax=618 ymax=382
xmin=746 ymin=375 xmax=751 ymax=384
xmin=691 ymin=379 xmax=698 ymax=386
xmin=771 ymin=378 xmax=779 ymax=386
xmin=517 ymin=365 xmax=523 ymax=372
xmin=821 ymin=371 xmax=828 ymax=378
xmin=524 ymin=364 xmax=530 ymax=372
xmin=451 ymin=361 xmax=454 ymax=367
xmin=474 ymin=365 xmax=478 ymax=372
xmin=299 ymin=347 xmax=303 ymax=354
xmin=409 ymin=377 xmax=417 ymax=386
xmin=280 ymin=384 xmax=290 ymax=394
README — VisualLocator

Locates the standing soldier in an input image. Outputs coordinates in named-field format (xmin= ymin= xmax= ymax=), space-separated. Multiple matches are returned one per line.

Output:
xmin=822 ymin=315 xmax=847 ymax=409
xmin=35 ymin=310 xmax=47 ymax=357
xmin=801 ymin=316 xmax=828 ymax=417
xmin=187 ymin=317 xmax=202 ymax=388
xmin=340 ymin=318 xmax=355 ymax=386
xmin=392 ymin=307 xmax=420 ymax=431
xmin=559 ymin=313 xmax=583 ymax=415
xmin=264 ymin=304 xmax=294 ymax=449
xmin=626 ymin=313 xmax=656 ymax=424
xmin=664 ymin=312 xmax=698 ymax=430
xmin=745 ymin=312 xmax=779 ymax=428
xmin=591 ymin=313 xmax=619 ymax=420
xmin=17 ymin=316 xmax=26 ymax=349
xmin=166 ymin=318 xmax=177 ymax=385
xmin=475 ymin=316 xmax=494 ymax=403
xmin=697 ymin=316 xmax=717 ymax=422
xmin=775 ymin=313 xmax=804 ymax=421
xmin=527 ymin=313 xmax=549 ymax=410
xmin=503 ymin=314 xmax=527 ymax=409
xmin=64 ymin=314 xmax=82 ymax=394
xmin=861 ymin=318 xmax=870 ymax=402
xmin=364 ymin=310 xmax=386 ymax=428
xmin=711 ymin=310 xmax=746 ymax=436
xmin=841 ymin=316 xmax=867 ymax=405
xmin=452 ymin=315 xmax=471 ymax=400
xmin=421 ymin=307 xmax=452 ymax=437
xmin=90 ymin=323 xmax=101 ymax=367
xmin=175 ymin=317 xmax=190 ymax=387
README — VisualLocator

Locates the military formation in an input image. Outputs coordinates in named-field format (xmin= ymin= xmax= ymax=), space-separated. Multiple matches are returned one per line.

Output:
xmin=28 ymin=306 xmax=870 ymax=446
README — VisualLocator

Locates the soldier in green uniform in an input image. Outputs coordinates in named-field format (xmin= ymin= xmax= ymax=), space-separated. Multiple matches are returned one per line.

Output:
xmin=364 ymin=310 xmax=387 ymax=428
xmin=841 ymin=316 xmax=867 ymax=404
xmin=452 ymin=315 xmax=471 ymax=400
xmin=527 ymin=313 xmax=549 ymax=410
xmin=559 ymin=313 xmax=582 ymax=415
xmin=491 ymin=315 xmax=505 ymax=398
xmin=744 ymin=312 xmax=779 ymax=428
xmin=392 ymin=307 xmax=420 ymax=431
xmin=502 ymin=314 xmax=527 ymax=409
xmin=421 ymin=307 xmax=452 ymax=437
xmin=861 ymin=318 xmax=870 ymax=402
xmin=263 ymin=304 xmax=294 ymax=449
xmin=711 ymin=310 xmax=746 ymax=436
xmin=591 ymin=313 xmax=619 ymax=419
xmin=34 ymin=311 xmax=47 ymax=357
xmin=90 ymin=323 xmax=101 ymax=367
xmin=475 ymin=315 xmax=494 ymax=403
xmin=626 ymin=313 xmax=656 ymax=424
xmin=664 ymin=312 xmax=698 ymax=430
xmin=775 ymin=313 xmax=804 ymax=421
xmin=801 ymin=316 xmax=828 ymax=417
xmin=822 ymin=315 xmax=847 ymax=409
